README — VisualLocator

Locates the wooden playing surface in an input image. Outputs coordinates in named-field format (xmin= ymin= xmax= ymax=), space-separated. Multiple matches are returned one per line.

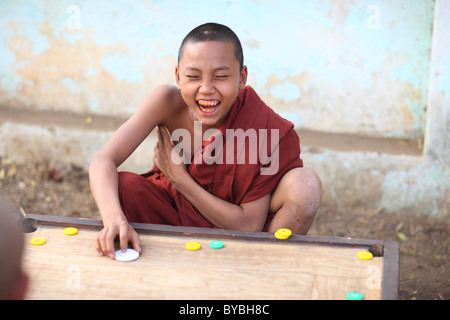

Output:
xmin=21 ymin=214 xmax=399 ymax=300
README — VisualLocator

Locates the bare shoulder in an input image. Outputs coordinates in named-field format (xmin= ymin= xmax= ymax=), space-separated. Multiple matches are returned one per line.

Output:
xmin=136 ymin=84 xmax=185 ymax=122
xmin=150 ymin=84 xmax=180 ymax=100
xmin=146 ymin=84 xmax=184 ymax=111
xmin=159 ymin=84 xmax=186 ymax=113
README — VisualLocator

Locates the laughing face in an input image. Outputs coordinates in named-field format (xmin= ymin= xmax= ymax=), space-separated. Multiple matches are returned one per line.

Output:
xmin=175 ymin=41 xmax=248 ymax=131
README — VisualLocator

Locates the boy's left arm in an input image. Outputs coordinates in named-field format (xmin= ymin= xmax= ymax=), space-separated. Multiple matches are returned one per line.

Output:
xmin=153 ymin=125 xmax=270 ymax=231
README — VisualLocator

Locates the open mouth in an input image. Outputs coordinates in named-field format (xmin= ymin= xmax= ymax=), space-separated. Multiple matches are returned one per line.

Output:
xmin=197 ymin=99 xmax=220 ymax=113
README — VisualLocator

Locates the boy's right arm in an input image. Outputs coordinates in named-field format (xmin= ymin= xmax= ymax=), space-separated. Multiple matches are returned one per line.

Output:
xmin=89 ymin=85 xmax=180 ymax=259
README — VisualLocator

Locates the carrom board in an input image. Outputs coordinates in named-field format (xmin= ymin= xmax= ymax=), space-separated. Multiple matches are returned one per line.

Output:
xmin=21 ymin=214 xmax=399 ymax=300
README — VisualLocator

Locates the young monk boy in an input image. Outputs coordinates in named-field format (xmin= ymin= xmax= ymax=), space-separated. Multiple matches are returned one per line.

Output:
xmin=89 ymin=23 xmax=322 ymax=259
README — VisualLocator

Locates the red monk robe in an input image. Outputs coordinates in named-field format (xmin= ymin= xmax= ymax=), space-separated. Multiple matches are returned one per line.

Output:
xmin=118 ymin=85 xmax=303 ymax=230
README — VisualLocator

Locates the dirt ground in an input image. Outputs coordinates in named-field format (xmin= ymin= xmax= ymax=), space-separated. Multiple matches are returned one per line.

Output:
xmin=0 ymin=157 xmax=448 ymax=300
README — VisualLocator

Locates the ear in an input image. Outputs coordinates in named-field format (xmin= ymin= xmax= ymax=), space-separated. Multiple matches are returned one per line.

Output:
xmin=239 ymin=65 xmax=248 ymax=89
xmin=175 ymin=65 xmax=181 ymax=90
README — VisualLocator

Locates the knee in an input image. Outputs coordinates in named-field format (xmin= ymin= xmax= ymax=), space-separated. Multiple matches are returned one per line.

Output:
xmin=117 ymin=171 xmax=144 ymax=195
xmin=118 ymin=171 xmax=138 ymax=187
xmin=284 ymin=167 xmax=323 ymax=218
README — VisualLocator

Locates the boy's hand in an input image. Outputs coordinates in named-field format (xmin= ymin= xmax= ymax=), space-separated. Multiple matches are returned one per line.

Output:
xmin=153 ymin=125 xmax=188 ymax=186
xmin=96 ymin=218 xmax=141 ymax=259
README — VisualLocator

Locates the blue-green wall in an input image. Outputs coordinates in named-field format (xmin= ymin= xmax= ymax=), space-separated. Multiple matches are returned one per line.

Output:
xmin=0 ymin=0 xmax=436 ymax=139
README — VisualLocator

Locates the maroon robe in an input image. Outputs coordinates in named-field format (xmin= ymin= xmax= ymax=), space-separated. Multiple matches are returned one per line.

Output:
xmin=118 ymin=86 xmax=303 ymax=230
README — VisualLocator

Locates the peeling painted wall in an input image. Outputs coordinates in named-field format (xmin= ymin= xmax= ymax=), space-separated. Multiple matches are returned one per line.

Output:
xmin=424 ymin=0 xmax=450 ymax=167
xmin=0 ymin=0 xmax=435 ymax=139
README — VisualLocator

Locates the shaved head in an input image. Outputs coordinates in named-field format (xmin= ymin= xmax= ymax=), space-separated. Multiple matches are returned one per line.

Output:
xmin=178 ymin=23 xmax=244 ymax=71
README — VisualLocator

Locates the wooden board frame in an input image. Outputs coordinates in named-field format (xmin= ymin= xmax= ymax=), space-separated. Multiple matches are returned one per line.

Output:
xmin=23 ymin=213 xmax=400 ymax=300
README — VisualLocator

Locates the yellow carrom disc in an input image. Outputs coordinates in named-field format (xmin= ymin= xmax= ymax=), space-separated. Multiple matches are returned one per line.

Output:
xmin=274 ymin=228 xmax=292 ymax=239
xmin=357 ymin=251 xmax=373 ymax=260
xmin=63 ymin=227 xmax=78 ymax=236
xmin=30 ymin=237 xmax=46 ymax=246
xmin=185 ymin=242 xmax=201 ymax=251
